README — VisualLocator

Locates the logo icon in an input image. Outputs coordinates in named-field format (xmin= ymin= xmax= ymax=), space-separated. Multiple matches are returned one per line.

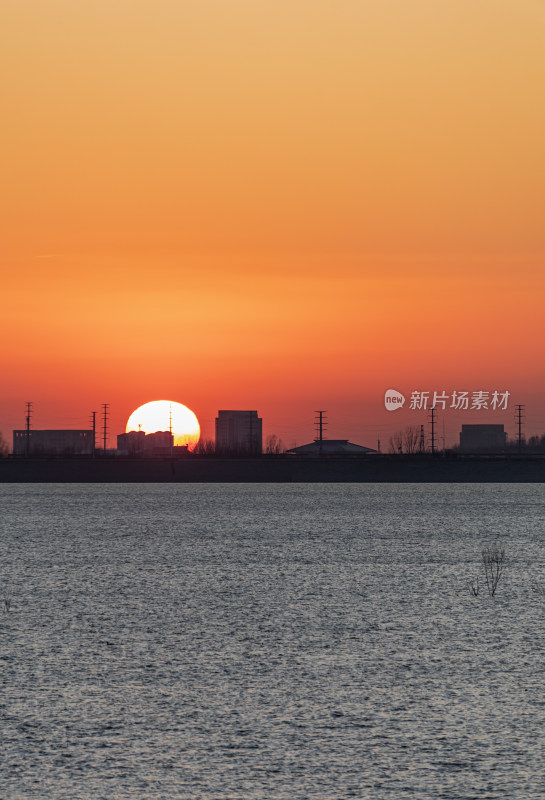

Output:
xmin=385 ymin=389 xmax=405 ymax=411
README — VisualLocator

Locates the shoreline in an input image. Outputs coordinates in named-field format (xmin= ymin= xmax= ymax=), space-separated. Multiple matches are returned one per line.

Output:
xmin=1 ymin=455 xmax=545 ymax=483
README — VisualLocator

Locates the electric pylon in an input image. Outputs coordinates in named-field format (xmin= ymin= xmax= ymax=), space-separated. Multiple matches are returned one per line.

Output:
xmin=25 ymin=401 xmax=33 ymax=457
xmin=429 ymin=406 xmax=436 ymax=455
xmin=515 ymin=404 xmax=525 ymax=455
xmin=102 ymin=404 xmax=109 ymax=453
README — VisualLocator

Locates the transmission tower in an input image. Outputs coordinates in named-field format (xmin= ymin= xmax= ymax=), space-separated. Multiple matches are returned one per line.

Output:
xmin=515 ymin=404 xmax=525 ymax=455
xmin=314 ymin=410 xmax=327 ymax=456
xmin=429 ymin=406 xmax=436 ymax=455
xmin=25 ymin=401 xmax=33 ymax=457
xmin=102 ymin=404 xmax=109 ymax=453
xmin=169 ymin=403 xmax=174 ymax=457
xmin=419 ymin=424 xmax=425 ymax=453
xmin=90 ymin=411 xmax=97 ymax=457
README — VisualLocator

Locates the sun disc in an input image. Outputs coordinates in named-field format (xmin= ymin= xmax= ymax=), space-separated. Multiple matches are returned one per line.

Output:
xmin=126 ymin=400 xmax=200 ymax=450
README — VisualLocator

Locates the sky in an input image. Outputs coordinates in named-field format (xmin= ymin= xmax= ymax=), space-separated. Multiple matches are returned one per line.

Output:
xmin=2 ymin=0 xmax=545 ymax=450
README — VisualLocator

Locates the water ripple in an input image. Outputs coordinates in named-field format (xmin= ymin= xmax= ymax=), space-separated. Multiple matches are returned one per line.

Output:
xmin=1 ymin=483 xmax=545 ymax=798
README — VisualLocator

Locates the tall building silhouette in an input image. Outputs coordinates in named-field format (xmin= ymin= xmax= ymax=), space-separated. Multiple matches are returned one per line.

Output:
xmin=215 ymin=410 xmax=262 ymax=455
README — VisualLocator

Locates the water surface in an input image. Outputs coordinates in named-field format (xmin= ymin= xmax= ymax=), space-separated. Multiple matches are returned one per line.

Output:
xmin=1 ymin=483 xmax=544 ymax=799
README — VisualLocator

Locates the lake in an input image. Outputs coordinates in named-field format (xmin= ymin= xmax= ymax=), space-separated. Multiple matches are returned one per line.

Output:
xmin=1 ymin=483 xmax=544 ymax=799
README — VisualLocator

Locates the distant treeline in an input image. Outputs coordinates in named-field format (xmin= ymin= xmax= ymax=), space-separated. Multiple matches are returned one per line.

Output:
xmin=193 ymin=434 xmax=284 ymax=457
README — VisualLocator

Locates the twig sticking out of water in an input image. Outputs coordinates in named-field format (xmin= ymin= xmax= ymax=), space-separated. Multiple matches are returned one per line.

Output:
xmin=482 ymin=545 xmax=505 ymax=597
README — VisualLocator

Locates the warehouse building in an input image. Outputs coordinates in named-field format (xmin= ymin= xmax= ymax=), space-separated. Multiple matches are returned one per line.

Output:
xmin=12 ymin=429 xmax=94 ymax=456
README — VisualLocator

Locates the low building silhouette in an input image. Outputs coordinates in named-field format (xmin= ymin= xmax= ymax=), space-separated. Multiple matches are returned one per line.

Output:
xmin=13 ymin=429 xmax=94 ymax=456
xmin=117 ymin=430 xmax=188 ymax=457
xmin=117 ymin=431 xmax=146 ymax=456
xmin=215 ymin=410 xmax=262 ymax=454
xmin=459 ymin=424 xmax=507 ymax=453
xmin=286 ymin=439 xmax=376 ymax=456
xmin=143 ymin=431 xmax=174 ymax=457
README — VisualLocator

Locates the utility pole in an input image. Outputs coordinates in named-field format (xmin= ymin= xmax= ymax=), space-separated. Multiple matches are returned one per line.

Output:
xmin=377 ymin=438 xmax=381 ymax=454
xmin=515 ymin=404 xmax=525 ymax=455
xmin=25 ymin=401 xmax=33 ymax=457
xmin=315 ymin=410 xmax=327 ymax=456
xmin=169 ymin=403 xmax=173 ymax=458
xmin=429 ymin=406 xmax=436 ymax=455
xmin=90 ymin=411 xmax=96 ymax=458
xmin=102 ymin=404 xmax=109 ymax=453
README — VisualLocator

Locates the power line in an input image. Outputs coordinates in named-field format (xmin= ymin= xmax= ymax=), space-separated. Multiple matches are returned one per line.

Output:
xmin=429 ymin=406 xmax=436 ymax=455
xmin=515 ymin=404 xmax=525 ymax=455
xmin=102 ymin=404 xmax=109 ymax=452
xmin=314 ymin=410 xmax=327 ymax=456
xmin=314 ymin=410 xmax=327 ymax=441
xmin=90 ymin=411 xmax=96 ymax=458
xmin=169 ymin=403 xmax=173 ymax=458
xmin=25 ymin=401 xmax=33 ymax=457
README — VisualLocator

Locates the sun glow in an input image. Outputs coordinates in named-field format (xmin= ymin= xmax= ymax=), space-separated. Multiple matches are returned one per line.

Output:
xmin=126 ymin=400 xmax=200 ymax=450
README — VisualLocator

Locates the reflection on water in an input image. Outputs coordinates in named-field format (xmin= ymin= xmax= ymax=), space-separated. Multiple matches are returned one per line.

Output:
xmin=1 ymin=483 xmax=545 ymax=799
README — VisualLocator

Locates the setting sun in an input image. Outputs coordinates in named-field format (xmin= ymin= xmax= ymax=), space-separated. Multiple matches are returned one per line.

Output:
xmin=126 ymin=401 xmax=200 ymax=451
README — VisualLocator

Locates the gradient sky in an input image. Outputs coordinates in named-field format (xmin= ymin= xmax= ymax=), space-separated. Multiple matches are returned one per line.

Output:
xmin=2 ymin=0 xmax=545 ymax=449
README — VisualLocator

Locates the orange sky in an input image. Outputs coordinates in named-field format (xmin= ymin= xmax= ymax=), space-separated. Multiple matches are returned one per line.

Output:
xmin=2 ymin=0 xmax=545 ymax=449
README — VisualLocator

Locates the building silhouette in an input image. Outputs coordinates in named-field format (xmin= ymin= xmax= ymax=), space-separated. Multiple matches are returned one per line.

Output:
xmin=215 ymin=410 xmax=262 ymax=455
xmin=459 ymin=424 xmax=507 ymax=453
xmin=117 ymin=431 xmax=146 ymax=456
xmin=117 ymin=430 xmax=188 ymax=457
xmin=286 ymin=439 xmax=376 ymax=456
xmin=285 ymin=411 xmax=375 ymax=457
xmin=12 ymin=429 xmax=94 ymax=456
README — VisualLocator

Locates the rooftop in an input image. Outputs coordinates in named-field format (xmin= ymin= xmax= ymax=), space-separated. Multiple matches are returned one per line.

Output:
xmin=285 ymin=439 xmax=376 ymax=456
